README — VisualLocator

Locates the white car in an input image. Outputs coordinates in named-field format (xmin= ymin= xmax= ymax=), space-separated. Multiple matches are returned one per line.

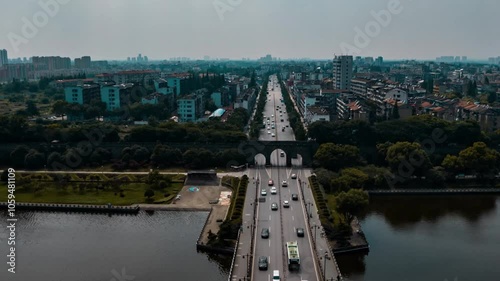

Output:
xmin=271 ymin=114 xmax=274 ymax=117
xmin=261 ymin=189 xmax=267 ymax=196
xmin=291 ymin=174 xmax=297 ymax=179
xmin=268 ymin=130 xmax=271 ymax=134
xmin=282 ymin=180 xmax=288 ymax=187
xmin=270 ymin=187 xmax=277 ymax=194
xmin=283 ymin=201 xmax=290 ymax=208
xmin=271 ymin=133 xmax=275 ymax=137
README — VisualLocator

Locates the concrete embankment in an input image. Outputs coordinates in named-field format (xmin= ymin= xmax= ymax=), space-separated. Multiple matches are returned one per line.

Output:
xmin=0 ymin=202 xmax=139 ymax=214
xmin=368 ymin=188 xmax=500 ymax=196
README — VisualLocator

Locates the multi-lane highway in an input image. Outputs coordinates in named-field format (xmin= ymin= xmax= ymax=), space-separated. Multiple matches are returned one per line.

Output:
xmin=252 ymin=75 xmax=320 ymax=281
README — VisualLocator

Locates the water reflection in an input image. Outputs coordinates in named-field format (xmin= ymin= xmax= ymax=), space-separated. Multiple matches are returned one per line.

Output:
xmin=360 ymin=195 xmax=497 ymax=228
xmin=338 ymin=195 xmax=500 ymax=281
xmin=0 ymin=210 xmax=230 ymax=281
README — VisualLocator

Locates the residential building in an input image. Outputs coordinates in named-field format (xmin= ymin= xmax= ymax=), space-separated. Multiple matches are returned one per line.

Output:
xmin=305 ymin=106 xmax=330 ymax=124
xmin=113 ymin=70 xmax=159 ymax=85
xmin=100 ymin=83 xmax=134 ymax=111
xmin=177 ymin=94 xmax=204 ymax=122
xmin=0 ymin=49 xmax=7 ymax=67
xmin=32 ymin=56 xmax=71 ymax=71
xmin=142 ymin=93 xmax=163 ymax=105
xmin=65 ymin=84 xmax=100 ymax=105
xmin=154 ymin=79 xmax=174 ymax=95
xmin=75 ymin=56 xmax=91 ymax=69
xmin=333 ymin=55 xmax=353 ymax=90
xmin=234 ymin=88 xmax=256 ymax=113
xmin=351 ymin=78 xmax=376 ymax=97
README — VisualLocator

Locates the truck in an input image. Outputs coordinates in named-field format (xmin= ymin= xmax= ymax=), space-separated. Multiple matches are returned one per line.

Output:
xmin=286 ymin=241 xmax=300 ymax=271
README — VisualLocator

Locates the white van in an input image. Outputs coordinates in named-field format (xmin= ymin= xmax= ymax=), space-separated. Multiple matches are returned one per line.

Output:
xmin=273 ymin=270 xmax=280 ymax=280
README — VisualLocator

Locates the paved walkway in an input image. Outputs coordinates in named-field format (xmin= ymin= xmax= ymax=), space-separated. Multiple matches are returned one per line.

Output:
xmin=229 ymin=173 xmax=259 ymax=281
xmin=299 ymin=169 xmax=342 ymax=281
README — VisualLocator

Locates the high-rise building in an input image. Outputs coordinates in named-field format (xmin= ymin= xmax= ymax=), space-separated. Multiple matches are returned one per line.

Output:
xmin=0 ymin=49 xmax=8 ymax=67
xmin=32 ymin=56 xmax=71 ymax=71
xmin=332 ymin=55 xmax=353 ymax=91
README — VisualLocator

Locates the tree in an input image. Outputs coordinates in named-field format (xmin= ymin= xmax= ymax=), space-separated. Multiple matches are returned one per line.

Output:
xmin=441 ymin=154 xmax=463 ymax=178
xmin=24 ymin=149 xmax=45 ymax=170
xmin=458 ymin=142 xmax=500 ymax=178
xmin=25 ymin=100 xmax=40 ymax=116
xmin=385 ymin=142 xmax=432 ymax=178
xmin=331 ymin=168 xmax=369 ymax=193
xmin=144 ymin=189 xmax=155 ymax=199
xmin=10 ymin=145 xmax=30 ymax=167
xmin=487 ymin=91 xmax=497 ymax=104
xmin=314 ymin=143 xmax=363 ymax=171
xmin=336 ymin=189 xmax=369 ymax=224
xmin=391 ymin=101 xmax=400 ymax=120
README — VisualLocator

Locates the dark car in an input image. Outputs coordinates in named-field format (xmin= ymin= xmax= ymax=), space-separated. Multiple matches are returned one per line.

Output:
xmin=261 ymin=228 xmax=269 ymax=238
xmin=297 ymin=228 xmax=305 ymax=237
xmin=271 ymin=203 xmax=278 ymax=211
xmin=258 ymin=256 xmax=268 ymax=270
xmin=292 ymin=194 xmax=298 ymax=201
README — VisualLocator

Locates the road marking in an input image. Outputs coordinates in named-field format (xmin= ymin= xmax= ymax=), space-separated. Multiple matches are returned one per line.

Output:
xmin=246 ymin=214 xmax=251 ymax=216
xmin=292 ymin=216 xmax=294 ymax=221
xmin=269 ymin=215 xmax=271 ymax=220
xmin=269 ymin=240 xmax=271 ymax=247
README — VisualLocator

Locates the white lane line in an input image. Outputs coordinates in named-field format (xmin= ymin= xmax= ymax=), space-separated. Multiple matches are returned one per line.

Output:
xmin=269 ymin=240 xmax=271 ymax=247
xmin=269 ymin=215 xmax=271 ymax=220
xmin=292 ymin=216 xmax=294 ymax=221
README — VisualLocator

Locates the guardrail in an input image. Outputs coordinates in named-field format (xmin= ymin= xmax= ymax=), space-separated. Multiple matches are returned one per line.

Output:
xmin=227 ymin=228 xmax=242 ymax=281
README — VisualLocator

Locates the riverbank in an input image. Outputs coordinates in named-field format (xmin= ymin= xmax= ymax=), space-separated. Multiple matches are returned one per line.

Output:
xmin=368 ymin=188 xmax=500 ymax=196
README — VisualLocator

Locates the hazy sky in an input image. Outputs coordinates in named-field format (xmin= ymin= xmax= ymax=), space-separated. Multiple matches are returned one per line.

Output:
xmin=1 ymin=0 xmax=499 ymax=60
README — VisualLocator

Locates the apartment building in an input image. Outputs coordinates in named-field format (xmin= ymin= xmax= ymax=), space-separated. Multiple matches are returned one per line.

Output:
xmin=65 ymin=84 xmax=100 ymax=105
xmin=177 ymin=94 xmax=204 ymax=122
xmin=333 ymin=55 xmax=353 ymax=90
xmin=100 ymin=83 xmax=134 ymax=111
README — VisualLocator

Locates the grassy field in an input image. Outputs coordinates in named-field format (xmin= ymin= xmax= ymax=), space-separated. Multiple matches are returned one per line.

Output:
xmin=1 ymin=173 xmax=186 ymax=205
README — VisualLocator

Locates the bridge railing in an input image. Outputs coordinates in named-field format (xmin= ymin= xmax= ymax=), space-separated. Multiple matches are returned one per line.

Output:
xmin=227 ymin=228 xmax=242 ymax=281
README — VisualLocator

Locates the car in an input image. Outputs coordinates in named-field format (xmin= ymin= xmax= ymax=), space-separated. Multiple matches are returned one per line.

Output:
xmin=271 ymin=114 xmax=274 ymax=117
xmin=292 ymin=194 xmax=298 ymax=201
xmin=281 ymin=119 xmax=284 ymax=122
xmin=273 ymin=270 xmax=280 ymax=280
xmin=282 ymin=180 xmax=288 ymax=187
xmin=268 ymin=179 xmax=274 ymax=186
xmin=296 ymin=228 xmax=304 ymax=237
xmin=271 ymin=133 xmax=275 ymax=137
xmin=280 ymin=151 xmax=285 ymax=157
xmin=283 ymin=200 xmax=289 ymax=208
xmin=258 ymin=256 xmax=268 ymax=270
xmin=268 ymin=130 xmax=271 ymax=134
xmin=267 ymin=126 xmax=271 ymax=130
xmin=270 ymin=187 xmax=277 ymax=194
xmin=291 ymin=174 xmax=297 ymax=179
xmin=261 ymin=228 xmax=269 ymax=238
xmin=271 ymin=202 xmax=278 ymax=210
xmin=271 ymin=125 xmax=275 ymax=129
xmin=261 ymin=189 xmax=267 ymax=196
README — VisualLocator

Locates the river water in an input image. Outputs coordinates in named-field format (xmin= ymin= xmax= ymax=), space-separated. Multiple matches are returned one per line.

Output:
xmin=337 ymin=195 xmax=500 ymax=281
xmin=0 ymin=211 xmax=230 ymax=281
xmin=2 ymin=196 xmax=499 ymax=281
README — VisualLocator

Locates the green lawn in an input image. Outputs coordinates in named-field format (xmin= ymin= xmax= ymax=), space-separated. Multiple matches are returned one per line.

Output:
xmin=1 ymin=179 xmax=184 ymax=206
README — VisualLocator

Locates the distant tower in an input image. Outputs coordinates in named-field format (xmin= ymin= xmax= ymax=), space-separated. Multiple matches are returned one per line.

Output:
xmin=0 ymin=49 xmax=8 ymax=67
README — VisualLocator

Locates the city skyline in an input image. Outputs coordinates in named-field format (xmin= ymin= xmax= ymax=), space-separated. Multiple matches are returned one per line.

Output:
xmin=0 ymin=0 xmax=499 ymax=61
